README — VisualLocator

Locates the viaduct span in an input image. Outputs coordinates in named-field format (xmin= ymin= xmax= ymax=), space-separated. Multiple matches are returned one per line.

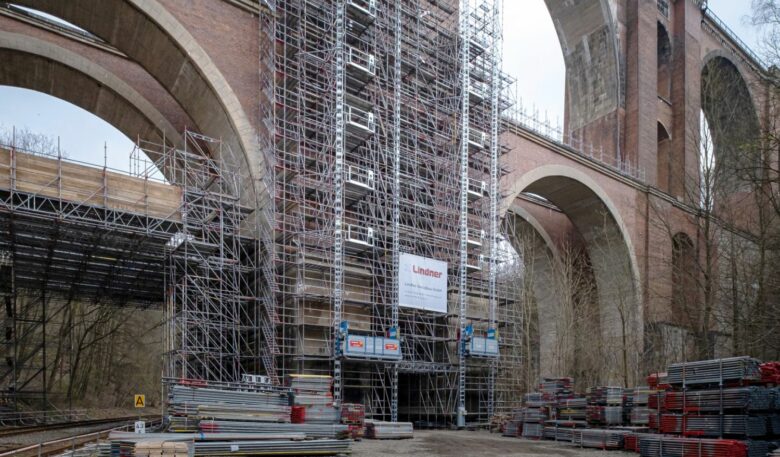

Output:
xmin=0 ymin=0 xmax=771 ymax=421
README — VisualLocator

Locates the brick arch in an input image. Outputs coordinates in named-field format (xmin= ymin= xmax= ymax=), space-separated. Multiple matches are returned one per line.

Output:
xmin=700 ymin=54 xmax=762 ymax=194
xmin=13 ymin=0 xmax=260 ymax=197
xmin=0 ymin=31 xmax=179 ymax=147
xmin=503 ymin=164 xmax=643 ymax=384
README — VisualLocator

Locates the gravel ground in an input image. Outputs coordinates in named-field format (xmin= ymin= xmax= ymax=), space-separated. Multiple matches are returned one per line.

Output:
xmin=352 ymin=430 xmax=634 ymax=457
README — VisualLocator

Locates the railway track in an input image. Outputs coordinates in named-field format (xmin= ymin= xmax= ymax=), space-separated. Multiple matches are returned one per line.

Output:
xmin=0 ymin=428 xmax=112 ymax=457
xmin=0 ymin=415 xmax=159 ymax=457
xmin=0 ymin=415 xmax=154 ymax=438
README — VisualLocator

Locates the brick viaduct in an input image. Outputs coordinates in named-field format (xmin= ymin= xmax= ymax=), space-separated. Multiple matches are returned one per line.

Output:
xmin=0 ymin=0 xmax=769 ymax=382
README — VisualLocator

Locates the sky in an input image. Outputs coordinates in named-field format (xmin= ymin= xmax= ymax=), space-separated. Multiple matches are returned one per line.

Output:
xmin=0 ymin=1 xmax=761 ymax=172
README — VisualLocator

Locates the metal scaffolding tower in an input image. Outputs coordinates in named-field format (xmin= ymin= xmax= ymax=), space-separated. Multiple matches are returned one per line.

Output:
xmin=258 ymin=0 xmax=520 ymax=425
xmin=133 ymin=132 xmax=265 ymax=384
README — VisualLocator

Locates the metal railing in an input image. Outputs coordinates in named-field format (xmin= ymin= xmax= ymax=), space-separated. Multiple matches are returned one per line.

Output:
xmin=347 ymin=47 xmax=376 ymax=76
xmin=345 ymin=105 xmax=375 ymax=133
xmin=701 ymin=3 xmax=768 ymax=71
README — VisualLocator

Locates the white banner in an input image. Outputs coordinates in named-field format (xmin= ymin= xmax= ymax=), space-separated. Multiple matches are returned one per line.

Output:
xmin=399 ymin=253 xmax=448 ymax=313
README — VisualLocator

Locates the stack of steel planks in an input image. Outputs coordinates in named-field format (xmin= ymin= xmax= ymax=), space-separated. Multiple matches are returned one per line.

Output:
xmin=556 ymin=397 xmax=587 ymax=421
xmin=662 ymin=387 xmax=774 ymax=412
xmin=166 ymin=384 xmax=291 ymax=432
xmin=502 ymin=409 xmax=525 ymax=437
xmin=108 ymin=431 xmax=351 ymax=457
xmin=502 ymin=356 xmax=780 ymax=456
xmin=540 ymin=377 xmax=574 ymax=402
xmin=667 ymin=357 xmax=762 ymax=386
xmin=586 ymin=386 xmax=624 ymax=426
xmin=521 ymin=391 xmax=550 ymax=439
xmin=542 ymin=425 xmax=574 ymax=442
xmin=587 ymin=386 xmax=624 ymax=405
xmin=683 ymin=415 xmax=767 ymax=438
xmin=521 ymin=406 xmax=546 ymax=439
xmin=364 ymin=420 xmax=413 ymax=439
xmin=521 ymin=422 xmax=544 ymax=439
xmin=340 ymin=403 xmax=365 ymax=439
xmin=631 ymin=387 xmax=656 ymax=426
xmin=288 ymin=375 xmax=334 ymax=407
xmin=524 ymin=392 xmax=544 ymax=407
xmin=197 ymin=420 xmax=349 ymax=438
xmin=623 ymin=388 xmax=635 ymax=424
xmin=287 ymin=374 xmax=339 ymax=425
xmin=503 ymin=418 xmax=523 ymax=437
xmin=638 ymin=435 xmax=749 ymax=457
xmin=572 ymin=429 xmax=630 ymax=450
xmin=191 ymin=439 xmax=351 ymax=456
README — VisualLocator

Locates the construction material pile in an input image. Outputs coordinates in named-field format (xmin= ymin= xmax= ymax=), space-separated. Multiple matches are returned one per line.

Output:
xmin=539 ymin=377 xmax=574 ymax=402
xmin=574 ymin=428 xmax=631 ymax=449
xmin=364 ymin=420 xmax=413 ymax=439
xmin=760 ymin=362 xmax=780 ymax=384
xmin=666 ymin=357 xmax=762 ymax=386
xmin=638 ymin=435 xmax=749 ymax=457
xmin=521 ymin=392 xmax=549 ymax=438
xmin=629 ymin=387 xmax=655 ymax=425
xmin=107 ymin=431 xmax=351 ymax=457
xmin=341 ymin=403 xmax=365 ymax=439
xmin=499 ymin=355 xmax=780 ymax=457
xmin=158 ymin=380 xmax=351 ymax=456
xmin=662 ymin=387 xmax=774 ymax=412
xmin=556 ymin=396 xmax=587 ymax=423
xmin=502 ymin=409 xmax=524 ymax=437
xmin=287 ymin=375 xmax=340 ymax=424
xmin=167 ymin=384 xmax=290 ymax=433
xmin=586 ymin=386 xmax=623 ymax=426
xmin=196 ymin=420 xmax=349 ymax=438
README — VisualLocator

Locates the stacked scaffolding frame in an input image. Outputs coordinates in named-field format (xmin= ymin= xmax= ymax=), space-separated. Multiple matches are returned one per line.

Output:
xmin=132 ymin=132 xmax=267 ymax=384
xmin=259 ymin=0 xmax=521 ymax=425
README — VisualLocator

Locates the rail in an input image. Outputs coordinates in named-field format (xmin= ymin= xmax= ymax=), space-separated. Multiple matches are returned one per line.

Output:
xmin=0 ymin=410 xmax=87 ymax=427
xmin=0 ymin=415 xmax=156 ymax=438
xmin=503 ymin=106 xmax=647 ymax=182
xmin=0 ymin=416 xmax=159 ymax=457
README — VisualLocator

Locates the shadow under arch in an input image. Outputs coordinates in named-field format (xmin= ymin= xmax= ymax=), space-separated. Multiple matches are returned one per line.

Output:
xmin=502 ymin=165 xmax=642 ymax=384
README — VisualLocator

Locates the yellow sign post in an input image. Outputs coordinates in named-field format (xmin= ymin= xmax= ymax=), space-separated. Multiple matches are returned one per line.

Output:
xmin=134 ymin=394 xmax=145 ymax=408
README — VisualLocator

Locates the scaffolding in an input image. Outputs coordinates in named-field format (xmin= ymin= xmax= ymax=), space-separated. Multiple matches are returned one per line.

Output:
xmin=259 ymin=0 xmax=522 ymax=424
xmin=0 ymin=134 xmax=182 ymax=410
xmin=131 ymin=131 xmax=268 ymax=384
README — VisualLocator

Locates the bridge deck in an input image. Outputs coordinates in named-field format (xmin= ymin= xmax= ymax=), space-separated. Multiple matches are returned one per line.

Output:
xmin=0 ymin=147 xmax=183 ymax=304
xmin=0 ymin=148 xmax=181 ymax=221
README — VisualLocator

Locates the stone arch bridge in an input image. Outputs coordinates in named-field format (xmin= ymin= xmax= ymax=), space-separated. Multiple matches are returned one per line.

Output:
xmin=0 ymin=0 xmax=771 ymax=394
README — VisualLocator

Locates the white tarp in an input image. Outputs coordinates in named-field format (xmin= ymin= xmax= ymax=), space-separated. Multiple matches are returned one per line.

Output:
xmin=399 ymin=253 xmax=447 ymax=313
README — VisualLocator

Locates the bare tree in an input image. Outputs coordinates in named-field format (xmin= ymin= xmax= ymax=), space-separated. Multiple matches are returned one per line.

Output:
xmin=0 ymin=125 xmax=68 ymax=158
xmin=647 ymin=37 xmax=780 ymax=364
